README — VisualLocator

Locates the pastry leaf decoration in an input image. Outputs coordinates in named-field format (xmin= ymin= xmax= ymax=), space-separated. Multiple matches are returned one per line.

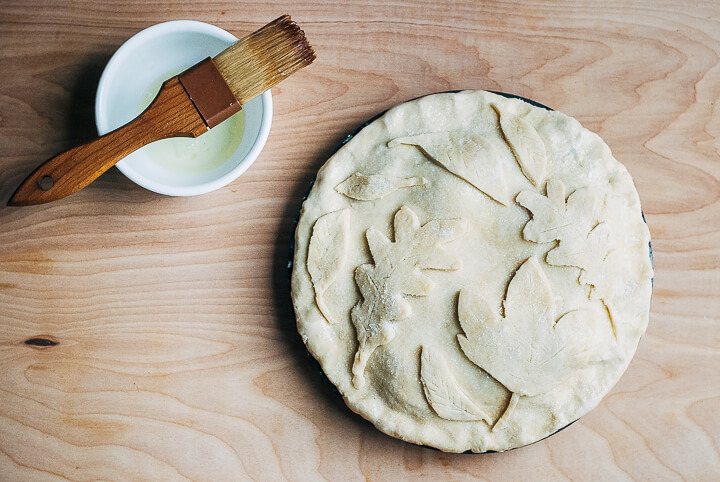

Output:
xmin=388 ymin=132 xmax=511 ymax=205
xmin=420 ymin=346 xmax=492 ymax=423
xmin=494 ymin=106 xmax=547 ymax=187
xmin=336 ymin=173 xmax=428 ymax=201
xmin=547 ymin=222 xmax=612 ymax=298
xmin=492 ymin=393 xmax=520 ymax=432
xmin=516 ymin=180 xmax=599 ymax=244
xmin=457 ymin=257 xmax=604 ymax=402
xmin=517 ymin=180 xmax=611 ymax=299
xmin=351 ymin=206 xmax=465 ymax=388
xmin=307 ymin=209 xmax=350 ymax=324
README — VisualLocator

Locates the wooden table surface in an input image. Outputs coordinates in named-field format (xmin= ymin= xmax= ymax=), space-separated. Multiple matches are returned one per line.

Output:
xmin=1 ymin=1 xmax=719 ymax=480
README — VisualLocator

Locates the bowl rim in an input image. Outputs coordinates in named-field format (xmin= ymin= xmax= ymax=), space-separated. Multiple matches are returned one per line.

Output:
xmin=95 ymin=20 xmax=273 ymax=197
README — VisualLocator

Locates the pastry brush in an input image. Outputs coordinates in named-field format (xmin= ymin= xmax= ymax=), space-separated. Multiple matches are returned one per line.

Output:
xmin=8 ymin=15 xmax=315 ymax=206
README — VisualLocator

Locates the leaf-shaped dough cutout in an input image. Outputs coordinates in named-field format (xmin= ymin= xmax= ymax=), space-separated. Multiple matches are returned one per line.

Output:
xmin=492 ymin=392 xmax=519 ymax=432
xmin=307 ymin=209 xmax=350 ymax=324
xmin=457 ymin=257 xmax=602 ymax=397
xmin=494 ymin=105 xmax=547 ymax=186
xmin=389 ymin=132 xmax=511 ymax=205
xmin=336 ymin=173 xmax=428 ymax=201
xmin=547 ymin=222 xmax=612 ymax=298
xmin=517 ymin=180 xmax=614 ymax=298
xmin=351 ymin=206 xmax=465 ymax=388
xmin=516 ymin=180 xmax=598 ymax=244
xmin=420 ymin=346 xmax=492 ymax=423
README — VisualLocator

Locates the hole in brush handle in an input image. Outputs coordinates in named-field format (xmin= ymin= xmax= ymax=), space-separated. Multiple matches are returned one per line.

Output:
xmin=37 ymin=176 xmax=54 ymax=191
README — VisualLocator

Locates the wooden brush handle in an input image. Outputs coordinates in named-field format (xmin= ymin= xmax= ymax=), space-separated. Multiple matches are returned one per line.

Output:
xmin=7 ymin=77 xmax=207 ymax=206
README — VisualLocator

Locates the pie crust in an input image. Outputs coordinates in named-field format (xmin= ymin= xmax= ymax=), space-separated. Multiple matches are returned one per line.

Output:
xmin=291 ymin=90 xmax=653 ymax=452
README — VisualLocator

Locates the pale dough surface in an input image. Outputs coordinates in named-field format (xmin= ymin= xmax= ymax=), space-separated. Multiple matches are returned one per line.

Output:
xmin=291 ymin=90 xmax=653 ymax=453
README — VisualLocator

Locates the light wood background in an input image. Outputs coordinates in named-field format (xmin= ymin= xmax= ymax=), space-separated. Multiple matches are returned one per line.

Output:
xmin=1 ymin=1 xmax=719 ymax=480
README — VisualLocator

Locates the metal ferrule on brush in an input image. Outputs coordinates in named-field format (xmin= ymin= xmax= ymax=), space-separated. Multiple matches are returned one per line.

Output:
xmin=178 ymin=58 xmax=242 ymax=129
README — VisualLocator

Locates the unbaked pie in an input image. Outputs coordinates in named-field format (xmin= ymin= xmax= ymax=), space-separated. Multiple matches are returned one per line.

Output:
xmin=291 ymin=90 xmax=653 ymax=452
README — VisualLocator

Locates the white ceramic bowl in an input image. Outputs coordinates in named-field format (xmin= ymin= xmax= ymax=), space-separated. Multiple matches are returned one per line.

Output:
xmin=95 ymin=20 xmax=272 ymax=196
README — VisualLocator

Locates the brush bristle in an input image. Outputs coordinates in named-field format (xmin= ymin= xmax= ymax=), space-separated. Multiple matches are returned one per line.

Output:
xmin=214 ymin=15 xmax=316 ymax=105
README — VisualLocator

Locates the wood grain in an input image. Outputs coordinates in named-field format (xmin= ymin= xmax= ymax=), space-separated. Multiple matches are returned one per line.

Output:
xmin=1 ymin=0 xmax=719 ymax=480
xmin=8 ymin=77 xmax=207 ymax=206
